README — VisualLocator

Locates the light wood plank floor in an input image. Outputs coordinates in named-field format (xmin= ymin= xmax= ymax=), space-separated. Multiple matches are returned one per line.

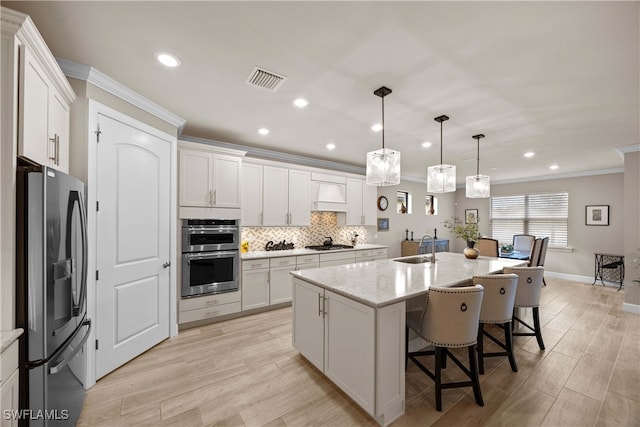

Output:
xmin=78 ymin=278 xmax=640 ymax=426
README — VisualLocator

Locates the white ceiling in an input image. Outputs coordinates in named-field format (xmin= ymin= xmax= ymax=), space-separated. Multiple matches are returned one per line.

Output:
xmin=5 ymin=1 xmax=639 ymax=184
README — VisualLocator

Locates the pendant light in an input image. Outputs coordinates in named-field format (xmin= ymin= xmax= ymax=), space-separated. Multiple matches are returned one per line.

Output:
xmin=427 ymin=115 xmax=456 ymax=193
xmin=466 ymin=133 xmax=491 ymax=198
xmin=366 ymin=86 xmax=401 ymax=186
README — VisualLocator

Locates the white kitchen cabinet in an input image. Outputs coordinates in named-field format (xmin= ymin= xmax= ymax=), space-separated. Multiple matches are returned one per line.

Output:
xmin=292 ymin=278 xmax=375 ymax=414
xmin=296 ymin=254 xmax=319 ymax=270
xmin=18 ymin=44 xmax=74 ymax=172
xmin=241 ymin=163 xmax=263 ymax=226
xmin=257 ymin=165 xmax=311 ymax=227
xmin=1 ymin=340 xmax=19 ymax=427
xmin=178 ymin=142 xmax=242 ymax=208
xmin=178 ymin=290 xmax=241 ymax=325
xmin=319 ymin=251 xmax=356 ymax=267
xmin=356 ymin=248 xmax=388 ymax=262
xmin=339 ymin=177 xmax=377 ymax=226
xmin=269 ymin=256 xmax=296 ymax=304
xmin=241 ymin=259 xmax=269 ymax=310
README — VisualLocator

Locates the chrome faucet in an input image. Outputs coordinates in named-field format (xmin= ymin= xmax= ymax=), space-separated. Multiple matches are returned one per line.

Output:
xmin=419 ymin=233 xmax=436 ymax=262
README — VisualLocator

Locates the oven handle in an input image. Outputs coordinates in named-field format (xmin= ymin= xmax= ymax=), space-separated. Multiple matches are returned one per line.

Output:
xmin=185 ymin=227 xmax=239 ymax=235
xmin=185 ymin=251 xmax=239 ymax=265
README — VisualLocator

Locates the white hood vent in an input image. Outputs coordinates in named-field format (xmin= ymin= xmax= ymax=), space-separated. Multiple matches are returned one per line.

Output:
xmin=311 ymin=173 xmax=347 ymax=212
xmin=246 ymin=66 xmax=287 ymax=91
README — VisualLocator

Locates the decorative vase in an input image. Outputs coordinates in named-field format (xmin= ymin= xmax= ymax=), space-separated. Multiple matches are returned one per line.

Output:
xmin=463 ymin=240 xmax=479 ymax=259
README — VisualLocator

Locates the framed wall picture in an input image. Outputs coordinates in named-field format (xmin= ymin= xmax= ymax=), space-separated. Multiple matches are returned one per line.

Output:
xmin=465 ymin=209 xmax=478 ymax=224
xmin=377 ymin=217 xmax=389 ymax=231
xmin=586 ymin=205 xmax=609 ymax=226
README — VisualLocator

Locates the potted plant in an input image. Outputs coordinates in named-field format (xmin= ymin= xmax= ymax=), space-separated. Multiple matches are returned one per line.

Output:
xmin=443 ymin=217 xmax=480 ymax=259
xmin=501 ymin=243 xmax=514 ymax=254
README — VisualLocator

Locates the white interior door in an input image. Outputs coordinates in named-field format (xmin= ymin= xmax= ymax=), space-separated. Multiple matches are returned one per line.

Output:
xmin=95 ymin=112 xmax=171 ymax=379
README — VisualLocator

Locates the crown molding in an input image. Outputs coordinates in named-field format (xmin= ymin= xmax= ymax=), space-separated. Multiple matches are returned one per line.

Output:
xmin=57 ymin=58 xmax=186 ymax=133
xmin=616 ymin=144 xmax=640 ymax=155
xmin=485 ymin=168 xmax=625 ymax=186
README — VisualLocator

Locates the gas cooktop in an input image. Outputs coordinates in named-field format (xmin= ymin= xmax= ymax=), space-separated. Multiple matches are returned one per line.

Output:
xmin=305 ymin=244 xmax=354 ymax=251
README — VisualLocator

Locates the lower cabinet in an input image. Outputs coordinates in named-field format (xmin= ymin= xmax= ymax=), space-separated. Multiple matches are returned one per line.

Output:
xmin=179 ymin=291 xmax=241 ymax=324
xmin=269 ymin=256 xmax=297 ymax=304
xmin=292 ymin=278 xmax=375 ymax=414
xmin=1 ymin=340 xmax=19 ymax=427
xmin=242 ymin=259 xmax=270 ymax=310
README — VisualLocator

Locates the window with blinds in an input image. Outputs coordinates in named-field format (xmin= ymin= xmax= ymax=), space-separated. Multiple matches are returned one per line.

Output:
xmin=490 ymin=192 xmax=568 ymax=247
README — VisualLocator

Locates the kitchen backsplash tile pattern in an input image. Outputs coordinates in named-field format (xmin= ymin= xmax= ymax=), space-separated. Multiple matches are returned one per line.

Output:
xmin=241 ymin=212 xmax=369 ymax=251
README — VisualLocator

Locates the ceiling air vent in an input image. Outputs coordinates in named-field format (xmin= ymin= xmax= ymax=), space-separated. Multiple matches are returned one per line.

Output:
xmin=246 ymin=66 xmax=287 ymax=91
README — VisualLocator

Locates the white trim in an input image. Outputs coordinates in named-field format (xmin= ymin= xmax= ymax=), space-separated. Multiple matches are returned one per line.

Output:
xmin=622 ymin=302 xmax=640 ymax=315
xmin=459 ymin=168 xmax=624 ymax=187
xmin=616 ymin=144 xmax=640 ymax=155
xmin=178 ymin=139 xmax=246 ymax=157
xmin=57 ymin=58 xmax=186 ymax=133
xmin=545 ymin=270 xmax=624 ymax=289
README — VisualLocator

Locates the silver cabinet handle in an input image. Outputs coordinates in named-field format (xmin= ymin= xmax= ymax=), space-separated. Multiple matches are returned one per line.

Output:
xmin=208 ymin=190 xmax=213 ymax=206
xmin=323 ymin=296 xmax=328 ymax=316
xmin=49 ymin=135 xmax=57 ymax=162
xmin=318 ymin=293 xmax=322 ymax=317
xmin=213 ymin=189 xmax=216 ymax=204
xmin=55 ymin=134 xmax=60 ymax=165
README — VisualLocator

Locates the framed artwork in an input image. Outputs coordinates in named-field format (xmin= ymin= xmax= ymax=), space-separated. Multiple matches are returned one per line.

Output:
xmin=586 ymin=205 xmax=609 ymax=226
xmin=377 ymin=217 xmax=389 ymax=231
xmin=465 ymin=209 xmax=478 ymax=224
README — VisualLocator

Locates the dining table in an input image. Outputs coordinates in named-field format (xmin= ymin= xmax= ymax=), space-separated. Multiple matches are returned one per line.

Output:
xmin=499 ymin=250 xmax=530 ymax=260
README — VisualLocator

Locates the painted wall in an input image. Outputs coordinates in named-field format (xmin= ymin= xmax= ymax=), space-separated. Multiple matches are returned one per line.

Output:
xmin=623 ymin=151 xmax=640 ymax=307
xmin=455 ymin=173 xmax=626 ymax=280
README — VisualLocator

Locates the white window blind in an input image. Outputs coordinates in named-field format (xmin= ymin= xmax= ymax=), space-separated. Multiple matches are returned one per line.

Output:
xmin=490 ymin=192 xmax=568 ymax=247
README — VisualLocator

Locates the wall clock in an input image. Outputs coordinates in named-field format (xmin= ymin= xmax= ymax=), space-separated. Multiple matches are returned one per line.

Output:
xmin=377 ymin=196 xmax=388 ymax=211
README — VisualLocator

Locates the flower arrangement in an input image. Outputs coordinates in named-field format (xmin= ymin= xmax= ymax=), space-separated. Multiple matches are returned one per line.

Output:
xmin=501 ymin=243 xmax=514 ymax=253
xmin=443 ymin=217 xmax=480 ymax=243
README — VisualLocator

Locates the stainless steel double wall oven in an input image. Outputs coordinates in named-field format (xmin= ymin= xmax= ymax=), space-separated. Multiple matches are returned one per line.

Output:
xmin=181 ymin=219 xmax=240 ymax=298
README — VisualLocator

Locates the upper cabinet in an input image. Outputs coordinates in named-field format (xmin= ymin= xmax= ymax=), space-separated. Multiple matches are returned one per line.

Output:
xmin=3 ymin=8 xmax=76 ymax=173
xmin=178 ymin=141 xmax=244 ymax=209
xmin=338 ymin=178 xmax=377 ymax=226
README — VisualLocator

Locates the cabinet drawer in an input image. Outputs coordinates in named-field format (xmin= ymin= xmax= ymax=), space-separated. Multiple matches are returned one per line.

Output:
xmin=319 ymin=251 xmax=355 ymax=263
xmin=355 ymin=250 xmax=372 ymax=259
xmin=372 ymin=249 xmax=387 ymax=258
xmin=1 ymin=340 xmax=19 ymax=383
xmin=180 ymin=291 xmax=241 ymax=312
xmin=179 ymin=302 xmax=241 ymax=323
xmin=270 ymin=256 xmax=296 ymax=268
xmin=296 ymin=254 xmax=320 ymax=265
xmin=242 ymin=259 xmax=270 ymax=270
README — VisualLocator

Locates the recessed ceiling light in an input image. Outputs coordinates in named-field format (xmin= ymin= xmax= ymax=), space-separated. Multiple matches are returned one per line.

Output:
xmin=293 ymin=98 xmax=309 ymax=108
xmin=421 ymin=141 xmax=432 ymax=148
xmin=326 ymin=143 xmax=336 ymax=150
xmin=549 ymin=164 xmax=559 ymax=170
xmin=371 ymin=123 xmax=383 ymax=132
xmin=524 ymin=151 xmax=535 ymax=158
xmin=258 ymin=128 xmax=270 ymax=136
xmin=491 ymin=167 xmax=498 ymax=171
xmin=155 ymin=51 xmax=181 ymax=67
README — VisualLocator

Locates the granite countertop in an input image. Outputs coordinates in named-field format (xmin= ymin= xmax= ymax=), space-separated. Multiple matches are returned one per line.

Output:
xmin=0 ymin=328 xmax=23 ymax=353
xmin=290 ymin=252 xmax=528 ymax=308
xmin=241 ymin=244 xmax=387 ymax=260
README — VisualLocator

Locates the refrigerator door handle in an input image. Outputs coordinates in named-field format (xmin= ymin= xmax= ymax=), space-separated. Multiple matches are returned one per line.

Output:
xmin=48 ymin=318 xmax=91 ymax=375
xmin=67 ymin=190 xmax=88 ymax=317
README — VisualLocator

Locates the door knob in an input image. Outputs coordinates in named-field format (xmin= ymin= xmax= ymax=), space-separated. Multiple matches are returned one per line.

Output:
xmin=162 ymin=262 xmax=171 ymax=269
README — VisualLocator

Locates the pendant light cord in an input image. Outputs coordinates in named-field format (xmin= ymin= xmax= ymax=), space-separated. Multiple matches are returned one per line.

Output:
xmin=439 ymin=120 xmax=443 ymax=164
xmin=476 ymin=137 xmax=480 ymax=176
xmin=381 ymin=96 xmax=385 ymax=150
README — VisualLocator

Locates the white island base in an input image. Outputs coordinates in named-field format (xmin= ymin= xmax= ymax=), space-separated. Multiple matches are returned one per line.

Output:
xmin=292 ymin=277 xmax=405 ymax=426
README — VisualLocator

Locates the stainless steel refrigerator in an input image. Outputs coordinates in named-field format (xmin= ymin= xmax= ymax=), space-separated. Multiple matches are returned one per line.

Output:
xmin=16 ymin=164 xmax=91 ymax=426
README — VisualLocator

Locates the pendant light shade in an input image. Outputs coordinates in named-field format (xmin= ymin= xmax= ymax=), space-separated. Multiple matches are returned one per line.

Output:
xmin=466 ymin=133 xmax=490 ymax=198
xmin=427 ymin=115 xmax=456 ymax=193
xmin=366 ymin=86 xmax=400 ymax=186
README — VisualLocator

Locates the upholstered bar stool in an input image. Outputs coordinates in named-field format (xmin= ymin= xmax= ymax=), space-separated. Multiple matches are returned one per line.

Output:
xmin=472 ymin=274 xmax=519 ymax=374
xmin=406 ymin=285 xmax=485 ymax=411
xmin=503 ymin=266 xmax=545 ymax=350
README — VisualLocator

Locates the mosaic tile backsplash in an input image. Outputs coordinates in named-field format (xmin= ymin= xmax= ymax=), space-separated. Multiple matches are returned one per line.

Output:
xmin=241 ymin=212 xmax=369 ymax=251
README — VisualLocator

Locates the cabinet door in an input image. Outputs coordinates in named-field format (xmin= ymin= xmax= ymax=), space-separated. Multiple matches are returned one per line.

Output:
xmin=179 ymin=149 xmax=213 ymax=207
xmin=241 ymin=268 xmax=269 ymax=310
xmin=288 ymin=169 xmax=311 ymax=226
xmin=241 ymin=163 xmax=263 ymax=226
xmin=324 ymin=290 xmax=375 ymax=414
xmin=213 ymin=154 xmax=241 ymax=207
xmin=292 ymin=278 xmax=324 ymax=371
xmin=48 ymin=88 xmax=70 ymax=172
xmin=262 ymin=166 xmax=288 ymax=226
xmin=344 ymin=178 xmax=363 ymax=225
xmin=0 ymin=369 xmax=19 ymax=427
xmin=19 ymin=46 xmax=50 ymax=167
xmin=362 ymin=182 xmax=378 ymax=226
xmin=270 ymin=265 xmax=295 ymax=304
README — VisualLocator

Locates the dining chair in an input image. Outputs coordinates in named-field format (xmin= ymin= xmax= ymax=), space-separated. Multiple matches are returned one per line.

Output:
xmin=503 ymin=266 xmax=545 ymax=350
xmin=473 ymin=273 xmax=519 ymax=374
xmin=512 ymin=234 xmax=535 ymax=254
xmin=536 ymin=237 xmax=549 ymax=286
xmin=476 ymin=238 xmax=499 ymax=257
xmin=406 ymin=285 xmax=485 ymax=411
xmin=528 ymin=238 xmax=543 ymax=267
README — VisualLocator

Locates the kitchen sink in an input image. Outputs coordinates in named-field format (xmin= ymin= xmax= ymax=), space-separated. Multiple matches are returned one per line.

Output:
xmin=394 ymin=256 xmax=434 ymax=264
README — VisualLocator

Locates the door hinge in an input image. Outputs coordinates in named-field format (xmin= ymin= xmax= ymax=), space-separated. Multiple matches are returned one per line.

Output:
xmin=96 ymin=270 xmax=99 ymax=280
xmin=95 ymin=339 xmax=99 ymax=350
xmin=95 ymin=124 xmax=101 ymax=143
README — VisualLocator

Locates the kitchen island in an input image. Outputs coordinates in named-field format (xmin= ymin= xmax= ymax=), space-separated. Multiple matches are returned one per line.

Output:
xmin=290 ymin=252 xmax=527 ymax=426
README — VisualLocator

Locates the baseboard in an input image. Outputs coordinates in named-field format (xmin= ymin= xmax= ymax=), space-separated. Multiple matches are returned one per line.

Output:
xmin=623 ymin=303 xmax=640 ymax=315
xmin=545 ymin=271 xmax=622 ymax=289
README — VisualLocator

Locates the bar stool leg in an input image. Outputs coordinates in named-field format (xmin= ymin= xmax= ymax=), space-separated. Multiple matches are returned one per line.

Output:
xmin=435 ymin=347 xmax=443 ymax=412
xmin=504 ymin=322 xmax=518 ymax=372
xmin=468 ymin=345 xmax=484 ymax=407
xmin=532 ymin=307 xmax=545 ymax=350
xmin=477 ymin=323 xmax=485 ymax=375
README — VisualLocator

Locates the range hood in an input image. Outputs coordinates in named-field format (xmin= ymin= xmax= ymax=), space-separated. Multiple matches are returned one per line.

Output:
xmin=311 ymin=172 xmax=347 ymax=212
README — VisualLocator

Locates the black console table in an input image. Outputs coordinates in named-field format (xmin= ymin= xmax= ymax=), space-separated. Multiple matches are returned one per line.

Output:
xmin=592 ymin=253 xmax=625 ymax=291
